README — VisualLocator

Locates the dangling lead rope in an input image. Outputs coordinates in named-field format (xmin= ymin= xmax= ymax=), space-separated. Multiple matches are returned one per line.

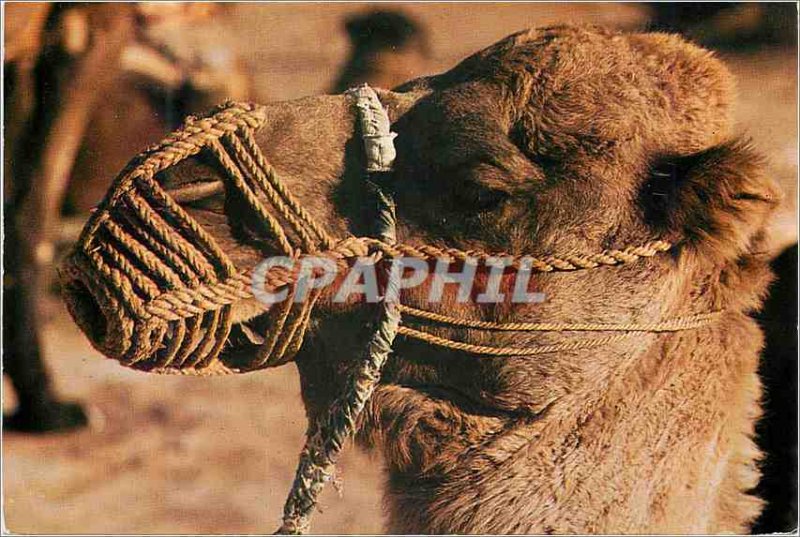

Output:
xmin=276 ymin=85 xmax=400 ymax=534
xmin=275 ymin=265 xmax=400 ymax=534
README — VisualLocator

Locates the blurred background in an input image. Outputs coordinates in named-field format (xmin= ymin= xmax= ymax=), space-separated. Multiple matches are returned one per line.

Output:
xmin=3 ymin=3 xmax=796 ymax=534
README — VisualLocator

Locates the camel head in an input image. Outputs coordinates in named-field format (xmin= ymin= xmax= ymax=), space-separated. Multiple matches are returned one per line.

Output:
xmin=61 ymin=26 xmax=780 ymax=533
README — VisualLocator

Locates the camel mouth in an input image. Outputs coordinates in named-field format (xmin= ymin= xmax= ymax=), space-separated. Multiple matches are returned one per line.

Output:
xmin=56 ymin=102 xmax=287 ymax=375
xmin=59 ymin=244 xmax=250 ymax=374
xmin=62 ymin=263 xmax=267 ymax=373
xmin=215 ymin=313 xmax=274 ymax=367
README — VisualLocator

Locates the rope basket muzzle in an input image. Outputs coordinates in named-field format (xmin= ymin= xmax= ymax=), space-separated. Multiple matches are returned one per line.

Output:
xmin=61 ymin=101 xmax=289 ymax=374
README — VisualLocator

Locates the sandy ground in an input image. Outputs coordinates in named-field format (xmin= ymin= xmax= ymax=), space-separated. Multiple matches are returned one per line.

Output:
xmin=3 ymin=3 xmax=797 ymax=535
xmin=3 ymin=298 xmax=385 ymax=534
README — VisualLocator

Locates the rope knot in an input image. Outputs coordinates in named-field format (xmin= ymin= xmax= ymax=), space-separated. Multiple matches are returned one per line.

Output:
xmin=331 ymin=237 xmax=371 ymax=258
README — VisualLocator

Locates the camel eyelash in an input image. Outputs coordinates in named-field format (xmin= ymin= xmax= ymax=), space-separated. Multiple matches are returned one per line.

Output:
xmin=645 ymin=160 xmax=680 ymax=201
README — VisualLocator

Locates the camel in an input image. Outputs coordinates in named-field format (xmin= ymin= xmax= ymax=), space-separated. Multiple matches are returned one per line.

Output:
xmin=331 ymin=9 xmax=431 ymax=94
xmin=61 ymin=26 xmax=782 ymax=533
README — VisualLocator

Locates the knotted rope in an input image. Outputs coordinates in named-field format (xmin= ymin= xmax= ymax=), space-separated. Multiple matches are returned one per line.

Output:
xmin=276 ymin=87 xmax=402 ymax=534
xmin=60 ymin=86 xmax=724 ymax=533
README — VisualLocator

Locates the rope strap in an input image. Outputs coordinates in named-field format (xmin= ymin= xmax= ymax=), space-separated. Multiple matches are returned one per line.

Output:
xmin=277 ymin=85 xmax=401 ymax=534
xmin=361 ymin=238 xmax=672 ymax=272
xmin=397 ymin=303 xmax=723 ymax=332
xmin=392 ymin=304 xmax=723 ymax=356
xmin=276 ymin=289 xmax=401 ymax=534
xmin=135 ymin=236 xmax=674 ymax=326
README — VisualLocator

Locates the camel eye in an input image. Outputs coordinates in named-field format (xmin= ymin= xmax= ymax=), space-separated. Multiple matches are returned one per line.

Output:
xmin=448 ymin=160 xmax=514 ymax=213
xmin=453 ymin=180 xmax=509 ymax=212
xmin=640 ymin=157 xmax=683 ymax=229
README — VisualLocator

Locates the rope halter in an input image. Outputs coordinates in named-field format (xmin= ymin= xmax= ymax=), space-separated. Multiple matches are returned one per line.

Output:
xmin=59 ymin=86 xmax=722 ymax=534
xmin=59 ymin=94 xmax=684 ymax=376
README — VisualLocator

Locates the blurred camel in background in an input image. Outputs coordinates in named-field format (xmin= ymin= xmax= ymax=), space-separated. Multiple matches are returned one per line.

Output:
xmin=647 ymin=3 xmax=797 ymax=49
xmin=3 ymin=2 xmax=250 ymax=432
xmin=331 ymin=9 xmax=432 ymax=94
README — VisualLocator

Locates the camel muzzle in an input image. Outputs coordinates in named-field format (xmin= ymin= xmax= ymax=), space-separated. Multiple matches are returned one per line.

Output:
xmin=58 ymin=154 xmax=246 ymax=373
xmin=60 ymin=87 xmax=406 ymax=376
xmin=60 ymin=101 xmax=297 ymax=374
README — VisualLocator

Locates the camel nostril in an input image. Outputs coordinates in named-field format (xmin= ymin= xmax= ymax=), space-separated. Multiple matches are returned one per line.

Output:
xmin=65 ymin=279 xmax=107 ymax=344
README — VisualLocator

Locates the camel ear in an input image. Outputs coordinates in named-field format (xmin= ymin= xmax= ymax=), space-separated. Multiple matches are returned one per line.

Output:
xmin=644 ymin=140 xmax=782 ymax=264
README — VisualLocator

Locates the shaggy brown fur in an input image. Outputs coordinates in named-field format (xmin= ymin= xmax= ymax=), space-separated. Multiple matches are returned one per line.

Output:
xmin=69 ymin=26 xmax=782 ymax=533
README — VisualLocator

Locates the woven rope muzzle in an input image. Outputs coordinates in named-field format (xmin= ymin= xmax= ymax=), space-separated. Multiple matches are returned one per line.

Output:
xmin=59 ymin=101 xmax=322 ymax=374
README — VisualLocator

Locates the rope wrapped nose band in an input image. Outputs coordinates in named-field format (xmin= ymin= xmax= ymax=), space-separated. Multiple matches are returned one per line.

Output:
xmin=59 ymin=86 xmax=722 ymax=534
